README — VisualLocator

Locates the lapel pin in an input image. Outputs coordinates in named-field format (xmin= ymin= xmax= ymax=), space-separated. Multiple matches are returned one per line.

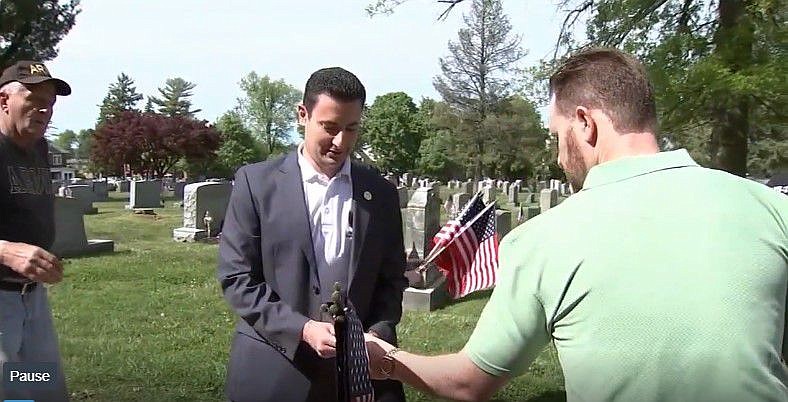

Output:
xmin=363 ymin=191 xmax=372 ymax=201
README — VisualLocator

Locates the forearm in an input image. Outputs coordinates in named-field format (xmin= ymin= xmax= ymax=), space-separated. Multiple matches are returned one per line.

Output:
xmin=389 ymin=352 xmax=497 ymax=402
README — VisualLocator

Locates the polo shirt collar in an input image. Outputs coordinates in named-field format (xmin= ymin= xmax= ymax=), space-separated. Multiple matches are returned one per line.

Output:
xmin=582 ymin=149 xmax=698 ymax=190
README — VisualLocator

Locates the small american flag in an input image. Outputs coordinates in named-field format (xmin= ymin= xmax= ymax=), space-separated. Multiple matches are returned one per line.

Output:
xmin=337 ymin=303 xmax=375 ymax=402
xmin=431 ymin=192 xmax=499 ymax=298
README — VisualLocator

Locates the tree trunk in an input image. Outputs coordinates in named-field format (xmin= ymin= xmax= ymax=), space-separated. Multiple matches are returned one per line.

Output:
xmin=710 ymin=0 xmax=753 ymax=176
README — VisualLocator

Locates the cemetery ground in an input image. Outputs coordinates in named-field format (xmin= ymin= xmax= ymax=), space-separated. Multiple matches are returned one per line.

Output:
xmin=51 ymin=192 xmax=565 ymax=402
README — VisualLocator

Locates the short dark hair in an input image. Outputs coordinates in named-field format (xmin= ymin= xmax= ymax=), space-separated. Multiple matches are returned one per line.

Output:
xmin=303 ymin=67 xmax=366 ymax=113
xmin=549 ymin=47 xmax=656 ymax=133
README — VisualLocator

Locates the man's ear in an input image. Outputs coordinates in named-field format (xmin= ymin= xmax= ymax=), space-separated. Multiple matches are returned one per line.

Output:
xmin=297 ymin=103 xmax=308 ymax=126
xmin=0 ymin=92 xmax=9 ymax=114
xmin=575 ymin=106 xmax=597 ymax=147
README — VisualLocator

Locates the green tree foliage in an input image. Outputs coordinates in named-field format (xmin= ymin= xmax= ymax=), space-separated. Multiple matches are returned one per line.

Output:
xmin=212 ymin=111 xmax=263 ymax=177
xmin=149 ymin=77 xmax=202 ymax=117
xmin=555 ymin=0 xmax=786 ymax=176
xmin=433 ymin=0 xmax=525 ymax=178
xmin=97 ymin=73 xmax=143 ymax=126
xmin=482 ymin=95 xmax=549 ymax=179
xmin=0 ymin=0 xmax=80 ymax=68
xmin=237 ymin=72 xmax=302 ymax=156
xmin=53 ymin=129 xmax=77 ymax=151
xmin=363 ymin=92 xmax=424 ymax=174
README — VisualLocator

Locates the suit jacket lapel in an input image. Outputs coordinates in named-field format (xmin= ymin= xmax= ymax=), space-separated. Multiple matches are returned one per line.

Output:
xmin=278 ymin=152 xmax=318 ymax=284
xmin=348 ymin=164 xmax=371 ymax=292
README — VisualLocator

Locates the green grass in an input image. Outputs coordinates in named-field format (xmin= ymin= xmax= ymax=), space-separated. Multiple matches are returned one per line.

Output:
xmin=50 ymin=192 xmax=565 ymax=401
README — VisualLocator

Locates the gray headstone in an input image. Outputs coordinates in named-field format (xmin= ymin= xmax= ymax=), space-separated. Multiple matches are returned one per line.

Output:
xmin=462 ymin=181 xmax=474 ymax=194
xmin=402 ymin=188 xmax=440 ymax=259
xmin=507 ymin=186 xmax=519 ymax=205
xmin=397 ymin=186 xmax=409 ymax=208
xmin=117 ymin=180 xmax=130 ymax=192
xmin=173 ymin=182 xmax=233 ymax=241
xmin=174 ymin=181 xmax=187 ymax=203
xmin=128 ymin=180 xmax=162 ymax=209
xmin=51 ymin=197 xmax=114 ymax=257
xmin=502 ymin=181 xmax=510 ymax=195
xmin=91 ymin=180 xmax=109 ymax=202
xmin=495 ymin=210 xmax=512 ymax=238
xmin=538 ymin=181 xmax=547 ymax=191
xmin=482 ymin=187 xmax=498 ymax=204
xmin=540 ymin=189 xmax=559 ymax=213
xmin=67 ymin=185 xmax=97 ymax=214
xmin=452 ymin=192 xmax=471 ymax=215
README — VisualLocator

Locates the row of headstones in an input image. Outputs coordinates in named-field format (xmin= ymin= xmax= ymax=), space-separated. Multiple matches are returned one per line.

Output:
xmin=53 ymin=180 xmax=112 ymax=215
xmin=384 ymin=173 xmax=573 ymax=197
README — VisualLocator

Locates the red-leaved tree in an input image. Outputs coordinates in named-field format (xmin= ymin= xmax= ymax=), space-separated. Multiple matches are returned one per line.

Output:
xmin=92 ymin=111 xmax=221 ymax=177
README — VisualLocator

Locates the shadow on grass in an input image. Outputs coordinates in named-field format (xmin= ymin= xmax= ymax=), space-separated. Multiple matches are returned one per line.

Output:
xmin=62 ymin=249 xmax=132 ymax=261
xmin=492 ymin=390 xmax=567 ymax=402
xmin=434 ymin=288 xmax=494 ymax=311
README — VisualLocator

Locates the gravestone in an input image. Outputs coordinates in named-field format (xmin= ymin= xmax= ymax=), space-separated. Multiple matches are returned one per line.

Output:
xmin=117 ymin=180 xmax=130 ymax=192
xmin=127 ymin=180 xmax=163 ymax=210
xmin=397 ymin=186 xmax=409 ymax=208
xmin=452 ymin=192 xmax=470 ymax=214
xmin=540 ymin=189 xmax=559 ymax=213
xmin=67 ymin=185 xmax=97 ymax=214
xmin=525 ymin=206 xmax=540 ymax=220
xmin=173 ymin=182 xmax=233 ymax=242
xmin=92 ymin=180 xmax=109 ymax=202
xmin=507 ymin=185 xmax=519 ymax=205
xmin=502 ymin=181 xmax=510 ymax=195
xmin=538 ymin=180 xmax=547 ymax=191
xmin=495 ymin=210 xmax=512 ymax=238
xmin=173 ymin=181 xmax=187 ymax=203
xmin=402 ymin=173 xmax=411 ymax=187
xmin=482 ymin=187 xmax=498 ymax=204
xmin=401 ymin=188 xmax=448 ymax=311
xmin=402 ymin=188 xmax=440 ymax=259
xmin=51 ymin=197 xmax=114 ymax=257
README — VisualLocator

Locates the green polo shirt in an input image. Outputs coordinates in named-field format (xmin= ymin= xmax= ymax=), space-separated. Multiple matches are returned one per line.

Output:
xmin=464 ymin=149 xmax=788 ymax=402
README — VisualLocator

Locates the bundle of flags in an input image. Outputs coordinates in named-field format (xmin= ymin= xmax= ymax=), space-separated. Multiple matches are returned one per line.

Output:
xmin=329 ymin=284 xmax=375 ymax=402
xmin=428 ymin=191 xmax=500 ymax=298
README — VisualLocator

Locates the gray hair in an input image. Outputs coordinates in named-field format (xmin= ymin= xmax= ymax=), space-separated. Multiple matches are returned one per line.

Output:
xmin=0 ymin=81 xmax=25 ymax=95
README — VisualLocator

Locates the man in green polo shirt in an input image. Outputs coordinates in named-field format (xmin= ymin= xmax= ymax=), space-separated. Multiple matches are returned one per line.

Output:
xmin=364 ymin=47 xmax=788 ymax=402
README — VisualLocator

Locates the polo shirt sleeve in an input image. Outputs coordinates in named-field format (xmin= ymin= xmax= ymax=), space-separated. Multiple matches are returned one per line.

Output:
xmin=463 ymin=228 xmax=550 ymax=378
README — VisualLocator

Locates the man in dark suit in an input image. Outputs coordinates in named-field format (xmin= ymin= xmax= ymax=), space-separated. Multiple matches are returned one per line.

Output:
xmin=218 ymin=67 xmax=408 ymax=402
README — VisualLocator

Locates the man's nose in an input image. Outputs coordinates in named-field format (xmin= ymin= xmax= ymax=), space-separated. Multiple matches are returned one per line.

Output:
xmin=332 ymin=131 xmax=348 ymax=148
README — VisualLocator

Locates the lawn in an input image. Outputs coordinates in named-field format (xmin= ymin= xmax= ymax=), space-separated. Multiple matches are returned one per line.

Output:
xmin=49 ymin=192 xmax=565 ymax=401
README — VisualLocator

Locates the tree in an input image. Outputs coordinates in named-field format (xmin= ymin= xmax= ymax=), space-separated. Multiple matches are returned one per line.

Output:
xmin=433 ymin=0 xmax=525 ymax=178
xmin=481 ymin=95 xmax=549 ymax=179
xmin=53 ymin=129 xmax=77 ymax=151
xmin=363 ymin=92 xmax=424 ymax=174
xmin=97 ymin=73 xmax=143 ymax=126
xmin=237 ymin=72 xmax=302 ymax=156
xmin=0 ymin=0 xmax=81 ymax=68
xmin=553 ymin=0 xmax=785 ymax=177
xmin=212 ymin=111 xmax=263 ymax=178
xmin=75 ymin=128 xmax=93 ymax=160
xmin=149 ymin=77 xmax=202 ymax=117
xmin=92 ymin=111 xmax=220 ymax=177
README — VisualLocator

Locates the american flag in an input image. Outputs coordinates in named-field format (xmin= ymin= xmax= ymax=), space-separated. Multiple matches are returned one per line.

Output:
xmin=431 ymin=192 xmax=499 ymax=298
xmin=336 ymin=302 xmax=375 ymax=402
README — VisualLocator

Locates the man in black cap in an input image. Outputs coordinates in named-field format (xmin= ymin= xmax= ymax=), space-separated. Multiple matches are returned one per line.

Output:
xmin=0 ymin=60 xmax=71 ymax=402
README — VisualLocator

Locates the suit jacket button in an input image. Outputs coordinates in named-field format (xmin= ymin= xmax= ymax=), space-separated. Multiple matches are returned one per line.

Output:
xmin=313 ymin=286 xmax=320 ymax=295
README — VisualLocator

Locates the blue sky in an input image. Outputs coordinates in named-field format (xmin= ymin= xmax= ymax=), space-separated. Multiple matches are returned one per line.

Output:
xmin=46 ymin=0 xmax=575 ymax=134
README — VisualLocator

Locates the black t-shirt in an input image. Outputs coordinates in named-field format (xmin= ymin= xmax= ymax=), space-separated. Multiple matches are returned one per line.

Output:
xmin=0 ymin=134 xmax=55 ymax=280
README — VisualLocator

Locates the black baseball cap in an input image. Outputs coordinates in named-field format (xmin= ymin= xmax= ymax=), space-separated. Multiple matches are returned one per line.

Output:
xmin=0 ymin=60 xmax=71 ymax=96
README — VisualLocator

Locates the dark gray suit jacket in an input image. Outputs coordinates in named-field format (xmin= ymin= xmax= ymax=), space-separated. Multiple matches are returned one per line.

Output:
xmin=218 ymin=152 xmax=408 ymax=402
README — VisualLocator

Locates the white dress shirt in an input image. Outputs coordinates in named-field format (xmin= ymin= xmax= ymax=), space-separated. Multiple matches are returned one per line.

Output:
xmin=297 ymin=145 xmax=353 ymax=294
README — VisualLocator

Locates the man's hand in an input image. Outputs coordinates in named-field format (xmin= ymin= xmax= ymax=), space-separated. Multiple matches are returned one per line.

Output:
xmin=301 ymin=319 xmax=336 ymax=358
xmin=365 ymin=333 xmax=396 ymax=380
xmin=0 ymin=241 xmax=63 ymax=284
